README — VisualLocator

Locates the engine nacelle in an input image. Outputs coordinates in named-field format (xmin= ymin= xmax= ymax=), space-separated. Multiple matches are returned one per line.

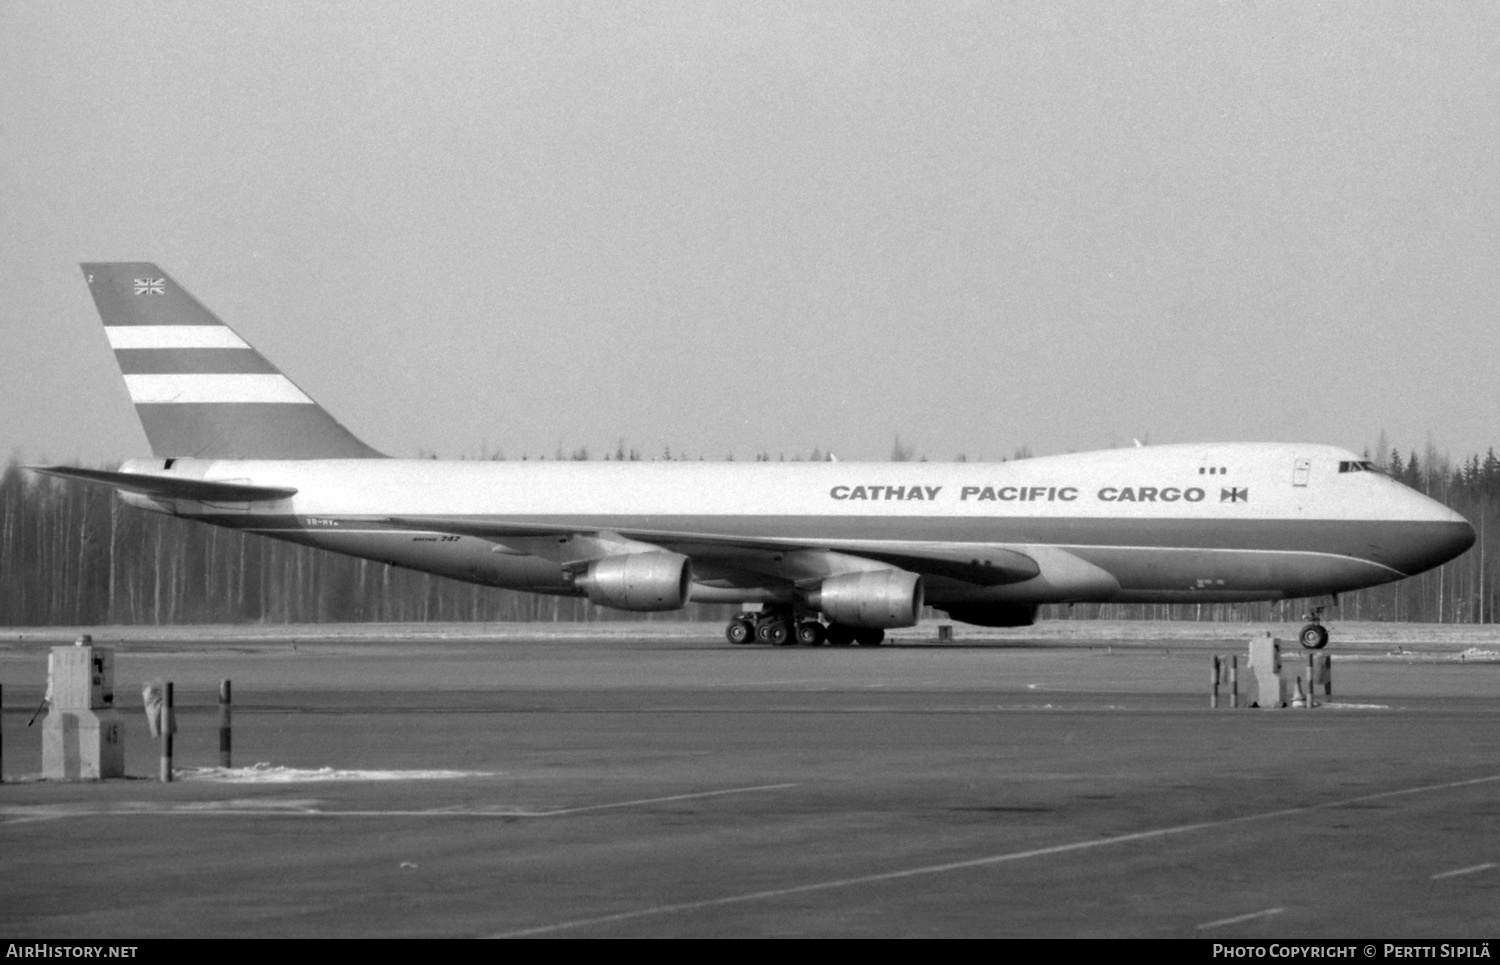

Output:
xmin=576 ymin=551 xmax=693 ymax=611
xmin=939 ymin=603 xmax=1038 ymax=628
xmin=809 ymin=570 xmax=923 ymax=629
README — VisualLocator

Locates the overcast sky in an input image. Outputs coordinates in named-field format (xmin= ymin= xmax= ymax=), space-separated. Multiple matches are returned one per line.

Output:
xmin=3 ymin=2 xmax=1497 ymax=465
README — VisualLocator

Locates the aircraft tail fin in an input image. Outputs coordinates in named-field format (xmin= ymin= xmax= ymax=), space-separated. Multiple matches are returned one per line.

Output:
xmin=81 ymin=263 xmax=384 ymax=459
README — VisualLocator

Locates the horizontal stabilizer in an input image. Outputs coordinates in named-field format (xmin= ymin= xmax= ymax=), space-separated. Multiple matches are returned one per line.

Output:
xmin=30 ymin=466 xmax=297 ymax=502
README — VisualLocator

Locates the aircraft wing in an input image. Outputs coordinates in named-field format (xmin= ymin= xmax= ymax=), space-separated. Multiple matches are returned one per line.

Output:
xmin=833 ymin=545 xmax=1039 ymax=586
xmin=383 ymin=517 xmax=586 ymax=539
xmin=385 ymin=515 xmax=1040 ymax=587
xmin=29 ymin=466 xmax=298 ymax=502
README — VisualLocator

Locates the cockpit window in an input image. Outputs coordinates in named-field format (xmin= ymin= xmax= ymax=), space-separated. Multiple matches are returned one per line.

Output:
xmin=1338 ymin=460 xmax=1382 ymax=473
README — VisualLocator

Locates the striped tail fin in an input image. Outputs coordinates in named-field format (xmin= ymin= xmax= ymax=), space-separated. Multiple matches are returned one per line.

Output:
xmin=81 ymin=263 xmax=384 ymax=459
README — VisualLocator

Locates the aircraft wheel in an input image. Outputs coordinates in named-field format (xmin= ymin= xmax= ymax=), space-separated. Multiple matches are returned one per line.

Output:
xmin=1298 ymin=623 xmax=1329 ymax=650
xmin=758 ymin=621 xmax=791 ymax=646
xmin=796 ymin=621 xmax=826 ymax=647
xmin=726 ymin=619 xmax=755 ymax=645
xmin=853 ymin=627 xmax=886 ymax=647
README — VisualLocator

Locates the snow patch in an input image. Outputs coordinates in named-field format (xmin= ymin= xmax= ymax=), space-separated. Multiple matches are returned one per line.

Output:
xmin=177 ymin=763 xmax=496 ymax=783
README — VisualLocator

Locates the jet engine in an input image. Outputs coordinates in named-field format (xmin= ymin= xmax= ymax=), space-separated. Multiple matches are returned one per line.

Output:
xmin=576 ymin=551 xmax=693 ymax=611
xmin=808 ymin=570 xmax=923 ymax=629
xmin=939 ymin=603 xmax=1038 ymax=628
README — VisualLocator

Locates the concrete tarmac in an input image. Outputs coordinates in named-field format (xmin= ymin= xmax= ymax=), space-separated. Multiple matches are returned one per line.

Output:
xmin=1 ymin=622 xmax=1498 ymax=938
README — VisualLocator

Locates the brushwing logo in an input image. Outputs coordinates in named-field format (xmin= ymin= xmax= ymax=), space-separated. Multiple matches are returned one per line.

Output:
xmin=1221 ymin=487 xmax=1249 ymax=503
xmin=133 ymin=278 xmax=165 ymax=295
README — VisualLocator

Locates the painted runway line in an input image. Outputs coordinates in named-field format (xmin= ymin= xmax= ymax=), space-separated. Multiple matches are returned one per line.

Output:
xmin=531 ymin=783 xmax=800 ymax=816
xmin=0 ymin=783 xmax=799 ymax=823
xmin=1196 ymin=908 xmax=1285 ymax=929
xmin=487 ymin=772 xmax=1500 ymax=938
xmin=1431 ymin=862 xmax=1496 ymax=880
xmin=289 ymin=783 xmax=801 ymax=818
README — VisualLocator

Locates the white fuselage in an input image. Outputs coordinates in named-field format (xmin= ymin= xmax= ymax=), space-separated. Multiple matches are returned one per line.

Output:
xmin=118 ymin=442 xmax=1475 ymax=609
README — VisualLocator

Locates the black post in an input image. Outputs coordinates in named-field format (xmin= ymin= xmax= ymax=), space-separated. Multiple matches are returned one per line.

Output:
xmin=160 ymin=681 xmax=173 ymax=783
xmin=219 ymin=679 xmax=231 ymax=769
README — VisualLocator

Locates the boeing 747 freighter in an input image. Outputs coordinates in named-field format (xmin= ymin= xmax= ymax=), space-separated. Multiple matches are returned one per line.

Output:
xmin=32 ymin=264 xmax=1476 ymax=649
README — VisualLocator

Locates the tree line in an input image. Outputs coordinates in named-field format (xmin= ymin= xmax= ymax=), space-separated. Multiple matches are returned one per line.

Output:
xmin=1 ymin=445 xmax=1497 ymax=626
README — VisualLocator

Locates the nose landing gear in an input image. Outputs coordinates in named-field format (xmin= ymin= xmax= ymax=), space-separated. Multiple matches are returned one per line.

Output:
xmin=1298 ymin=603 xmax=1332 ymax=650
xmin=1298 ymin=622 xmax=1330 ymax=650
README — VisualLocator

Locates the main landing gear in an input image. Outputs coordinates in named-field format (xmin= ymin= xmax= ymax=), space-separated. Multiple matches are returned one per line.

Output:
xmin=724 ymin=607 xmax=885 ymax=647
xmin=1298 ymin=604 xmax=1331 ymax=650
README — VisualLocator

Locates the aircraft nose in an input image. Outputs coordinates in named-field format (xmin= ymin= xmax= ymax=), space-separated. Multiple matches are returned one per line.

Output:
xmin=1390 ymin=494 xmax=1476 ymax=576
xmin=1437 ymin=506 xmax=1478 ymax=558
